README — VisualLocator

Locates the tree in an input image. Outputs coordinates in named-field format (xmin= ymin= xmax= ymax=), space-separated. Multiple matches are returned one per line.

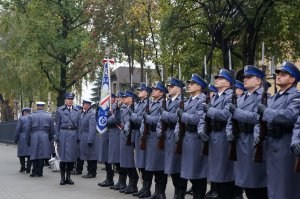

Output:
xmin=0 ymin=0 xmax=100 ymax=106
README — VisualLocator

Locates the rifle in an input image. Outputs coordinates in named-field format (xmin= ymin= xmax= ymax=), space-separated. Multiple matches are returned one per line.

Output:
xmin=175 ymin=86 xmax=185 ymax=154
xmin=140 ymin=92 xmax=150 ymax=150
xmin=295 ymin=157 xmax=300 ymax=173
xmin=202 ymin=56 xmax=211 ymax=156
xmin=271 ymin=57 xmax=277 ymax=94
xmin=126 ymin=96 xmax=134 ymax=146
xmin=229 ymin=49 xmax=238 ymax=161
xmin=158 ymin=92 xmax=167 ymax=150
xmin=253 ymin=65 xmax=268 ymax=162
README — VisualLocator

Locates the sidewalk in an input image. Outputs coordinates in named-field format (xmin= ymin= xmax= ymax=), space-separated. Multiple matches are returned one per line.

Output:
xmin=0 ymin=143 xmax=193 ymax=199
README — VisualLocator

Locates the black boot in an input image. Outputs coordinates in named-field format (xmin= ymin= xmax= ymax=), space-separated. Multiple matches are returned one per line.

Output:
xmin=156 ymin=184 xmax=166 ymax=199
xmin=177 ymin=188 xmax=186 ymax=199
xmin=111 ymin=174 xmax=127 ymax=190
xmin=124 ymin=177 xmax=138 ymax=194
xmin=98 ymin=172 xmax=114 ymax=187
xmin=133 ymin=181 xmax=146 ymax=197
xmin=19 ymin=157 xmax=26 ymax=172
xmin=138 ymin=180 xmax=151 ymax=198
xmin=65 ymin=171 xmax=74 ymax=185
xmin=60 ymin=171 xmax=66 ymax=185
xmin=145 ymin=183 xmax=159 ymax=199
xmin=26 ymin=157 xmax=32 ymax=173
xmin=205 ymin=183 xmax=218 ymax=199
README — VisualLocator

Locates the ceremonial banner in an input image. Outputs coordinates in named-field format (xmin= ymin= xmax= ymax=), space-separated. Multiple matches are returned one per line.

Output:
xmin=96 ymin=59 xmax=114 ymax=134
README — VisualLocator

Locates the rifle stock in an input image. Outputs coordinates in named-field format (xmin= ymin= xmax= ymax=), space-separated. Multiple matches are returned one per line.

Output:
xmin=254 ymin=65 xmax=268 ymax=163
xmin=140 ymin=94 xmax=150 ymax=150
xmin=229 ymin=87 xmax=238 ymax=161
xmin=202 ymin=91 xmax=211 ymax=156
xmin=158 ymin=94 xmax=167 ymax=150
xmin=175 ymin=91 xmax=185 ymax=154
xmin=126 ymin=98 xmax=134 ymax=146
xmin=294 ymin=157 xmax=300 ymax=173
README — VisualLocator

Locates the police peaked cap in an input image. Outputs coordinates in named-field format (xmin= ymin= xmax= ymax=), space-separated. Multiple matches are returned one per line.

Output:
xmin=137 ymin=82 xmax=153 ymax=93
xmin=22 ymin=107 xmax=31 ymax=112
xmin=242 ymin=65 xmax=265 ymax=79
xmin=187 ymin=73 xmax=207 ymax=89
xmin=235 ymin=80 xmax=246 ymax=91
xmin=152 ymin=81 xmax=168 ymax=94
xmin=167 ymin=77 xmax=185 ymax=88
xmin=117 ymin=91 xmax=125 ymax=98
xmin=275 ymin=61 xmax=300 ymax=82
xmin=208 ymin=84 xmax=218 ymax=93
xmin=82 ymin=99 xmax=92 ymax=105
xmin=123 ymin=90 xmax=138 ymax=98
xmin=214 ymin=68 xmax=234 ymax=85
xmin=64 ymin=92 xmax=75 ymax=99
xmin=36 ymin=101 xmax=46 ymax=106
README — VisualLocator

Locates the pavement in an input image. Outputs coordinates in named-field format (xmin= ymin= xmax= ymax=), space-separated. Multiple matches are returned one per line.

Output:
xmin=0 ymin=143 xmax=194 ymax=199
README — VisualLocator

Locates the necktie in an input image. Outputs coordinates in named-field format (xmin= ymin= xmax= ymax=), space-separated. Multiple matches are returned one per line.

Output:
xmin=275 ymin=93 xmax=282 ymax=101
xmin=168 ymin=99 xmax=172 ymax=106
xmin=214 ymin=94 xmax=219 ymax=100
xmin=244 ymin=94 xmax=249 ymax=101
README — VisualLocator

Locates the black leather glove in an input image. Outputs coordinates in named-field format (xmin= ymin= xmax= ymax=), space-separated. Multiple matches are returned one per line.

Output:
xmin=257 ymin=104 xmax=267 ymax=115
xmin=177 ymin=109 xmax=183 ymax=118
xmin=203 ymin=104 xmax=210 ymax=113
xmin=15 ymin=140 xmax=18 ymax=144
xmin=143 ymin=112 xmax=149 ymax=121
xmin=229 ymin=104 xmax=237 ymax=114
xmin=88 ymin=143 xmax=93 ymax=148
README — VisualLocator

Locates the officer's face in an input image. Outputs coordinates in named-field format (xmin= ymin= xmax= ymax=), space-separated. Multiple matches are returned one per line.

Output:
xmin=167 ymin=85 xmax=180 ymax=96
xmin=243 ymin=76 xmax=261 ymax=90
xmin=187 ymin=82 xmax=201 ymax=93
xmin=65 ymin=98 xmax=73 ymax=106
xmin=82 ymin=103 xmax=90 ymax=111
xmin=123 ymin=96 xmax=133 ymax=106
xmin=111 ymin=98 xmax=116 ymax=104
xmin=214 ymin=77 xmax=230 ymax=89
xmin=138 ymin=90 xmax=147 ymax=99
xmin=276 ymin=72 xmax=295 ymax=87
xmin=151 ymin=89 xmax=163 ymax=99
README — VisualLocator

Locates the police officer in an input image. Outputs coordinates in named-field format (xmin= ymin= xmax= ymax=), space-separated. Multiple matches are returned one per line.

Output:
xmin=141 ymin=82 xmax=168 ymax=199
xmin=175 ymin=74 xmax=207 ymax=199
xmin=198 ymin=69 xmax=237 ymax=199
xmin=26 ymin=102 xmax=54 ymax=177
xmin=204 ymin=84 xmax=219 ymax=199
xmin=257 ymin=61 xmax=300 ymax=199
xmin=130 ymin=83 xmax=152 ymax=198
xmin=72 ymin=104 xmax=84 ymax=175
xmin=228 ymin=65 xmax=268 ymax=199
xmin=55 ymin=93 xmax=80 ymax=185
xmin=98 ymin=94 xmax=118 ymax=187
xmin=158 ymin=77 xmax=185 ymax=199
xmin=109 ymin=91 xmax=128 ymax=191
xmin=119 ymin=90 xmax=139 ymax=194
xmin=78 ymin=99 xmax=99 ymax=178
xmin=15 ymin=107 xmax=32 ymax=173
xmin=235 ymin=80 xmax=246 ymax=97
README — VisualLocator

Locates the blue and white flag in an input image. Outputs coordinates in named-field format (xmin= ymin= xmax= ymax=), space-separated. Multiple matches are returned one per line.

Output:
xmin=96 ymin=59 xmax=114 ymax=134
